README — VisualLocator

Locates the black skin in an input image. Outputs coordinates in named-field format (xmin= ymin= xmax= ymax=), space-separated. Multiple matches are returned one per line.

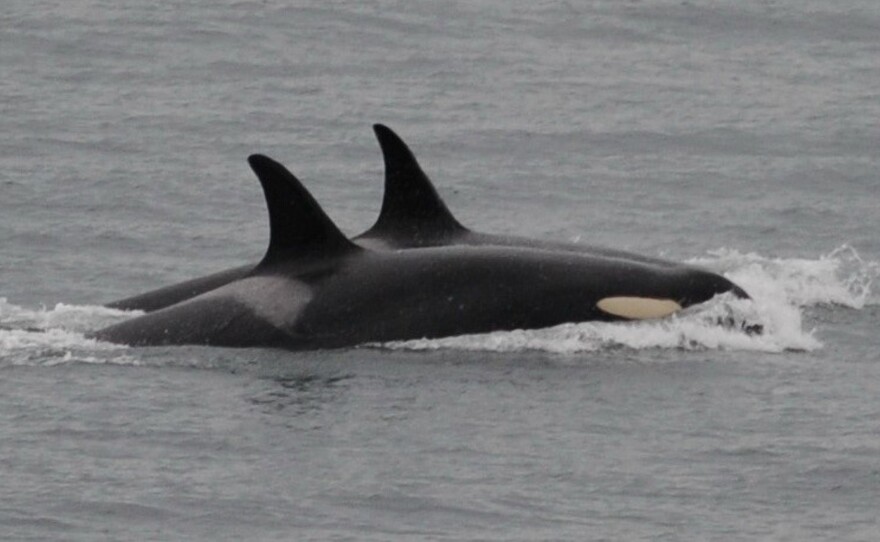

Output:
xmin=106 ymin=124 xmax=714 ymax=312
xmin=93 ymin=244 xmax=748 ymax=351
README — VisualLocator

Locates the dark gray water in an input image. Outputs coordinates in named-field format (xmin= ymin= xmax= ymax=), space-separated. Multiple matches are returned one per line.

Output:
xmin=2 ymin=1 xmax=879 ymax=540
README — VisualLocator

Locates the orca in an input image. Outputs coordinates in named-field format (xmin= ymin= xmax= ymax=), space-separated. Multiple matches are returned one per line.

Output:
xmin=93 ymin=155 xmax=750 ymax=351
xmin=105 ymin=125 xmax=687 ymax=312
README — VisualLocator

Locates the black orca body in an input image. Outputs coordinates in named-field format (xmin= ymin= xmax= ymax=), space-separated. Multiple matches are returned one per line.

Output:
xmin=93 ymin=155 xmax=749 ymax=351
xmin=105 ymin=125 xmax=681 ymax=312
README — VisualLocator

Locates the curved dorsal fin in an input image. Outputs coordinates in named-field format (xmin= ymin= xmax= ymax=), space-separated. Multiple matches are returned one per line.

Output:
xmin=248 ymin=154 xmax=359 ymax=267
xmin=365 ymin=124 xmax=466 ymax=240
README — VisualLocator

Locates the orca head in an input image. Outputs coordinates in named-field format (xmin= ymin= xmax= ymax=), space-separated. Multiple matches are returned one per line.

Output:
xmin=594 ymin=266 xmax=753 ymax=324
xmin=675 ymin=267 xmax=751 ymax=307
xmin=672 ymin=269 xmax=763 ymax=335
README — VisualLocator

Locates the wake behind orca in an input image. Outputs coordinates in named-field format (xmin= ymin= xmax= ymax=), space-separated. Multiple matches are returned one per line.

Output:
xmin=93 ymin=155 xmax=749 ymax=351
xmin=106 ymin=125 xmax=682 ymax=312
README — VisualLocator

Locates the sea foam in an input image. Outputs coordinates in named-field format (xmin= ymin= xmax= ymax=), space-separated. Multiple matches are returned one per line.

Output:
xmin=0 ymin=298 xmax=137 ymax=367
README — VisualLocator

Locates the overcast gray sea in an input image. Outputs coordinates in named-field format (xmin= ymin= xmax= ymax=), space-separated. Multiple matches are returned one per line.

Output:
xmin=2 ymin=1 xmax=879 ymax=540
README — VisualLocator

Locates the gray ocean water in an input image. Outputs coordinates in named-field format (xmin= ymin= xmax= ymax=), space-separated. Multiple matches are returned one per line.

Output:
xmin=2 ymin=1 xmax=880 ymax=540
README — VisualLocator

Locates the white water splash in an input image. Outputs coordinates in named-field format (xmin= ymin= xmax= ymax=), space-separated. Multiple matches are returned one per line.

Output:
xmin=0 ymin=298 xmax=138 ymax=367
xmin=691 ymin=244 xmax=875 ymax=309
xmin=383 ymin=245 xmax=876 ymax=355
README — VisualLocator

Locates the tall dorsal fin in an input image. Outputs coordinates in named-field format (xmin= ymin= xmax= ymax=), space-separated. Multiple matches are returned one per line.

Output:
xmin=248 ymin=154 xmax=359 ymax=267
xmin=365 ymin=124 xmax=466 ymax=240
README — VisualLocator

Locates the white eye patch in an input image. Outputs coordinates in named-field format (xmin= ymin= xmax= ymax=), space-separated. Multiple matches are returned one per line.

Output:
xmin=596 ymin=297 xmax=682 ymax=320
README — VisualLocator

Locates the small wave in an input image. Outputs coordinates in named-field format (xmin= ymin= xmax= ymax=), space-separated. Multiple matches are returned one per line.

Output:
xmin=383 ymin=245 xmax=876 ymax=355
xmin=690 ymin=244 xmax=876 ymax=309
xmin=0 ymin=297 xmax=138 ymax=332
xmin=0 ymin=298 xmax=138 ymax=367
